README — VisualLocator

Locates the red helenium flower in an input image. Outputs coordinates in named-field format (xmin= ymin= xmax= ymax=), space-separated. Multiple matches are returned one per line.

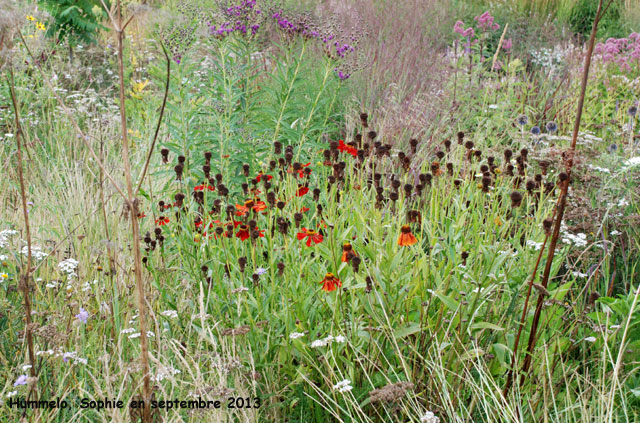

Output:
xmin=252 ymin=200 xmax=267 ymax=213
xmin=256 ymin=172 xmax=273 ymax=183
xmin=320 ymin=273 xmax=342 ymax=292
xmin=155 ymin=216 xmax=170 ymax=226
xmin=194 ymin=184 xmax=215 ymax=192
xmin=236 ymin=225 xmax=251 ymax=241
xmin=397 ymin=225 xmax=418 ymax=246
xmin=337 ymin=140 xmax=357 ymax=157
xmin=296 ymin=185 xmax=309 ymax=197
xmin=297 ymin=228 xmax=323 ymax=246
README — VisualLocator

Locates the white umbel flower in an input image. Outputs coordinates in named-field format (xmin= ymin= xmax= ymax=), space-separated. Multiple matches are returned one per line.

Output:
xmin=421 ymin=411 xmax=440 ymax=423
xmin=333 ymin=379 xmax=353 ymax=393
xmin=289 ymin=332 xmax=305 ymax=340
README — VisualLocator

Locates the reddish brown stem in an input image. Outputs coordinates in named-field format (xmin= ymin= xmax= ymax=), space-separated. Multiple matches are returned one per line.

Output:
xmin=519 ymin=0 xmax=606 ymax=386
xmin=114 ymin=2 xmax=152 ymax=422
xmin=7 ymin=68 xmax=38 ymax=395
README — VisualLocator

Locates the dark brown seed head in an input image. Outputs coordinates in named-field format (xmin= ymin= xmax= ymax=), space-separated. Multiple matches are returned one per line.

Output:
xmin=510 ymin=191 xmax=523 ymax=208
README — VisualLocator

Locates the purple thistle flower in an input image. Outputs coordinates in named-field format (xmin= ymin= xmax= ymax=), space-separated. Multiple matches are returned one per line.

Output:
xmin=14 ymin=375 xmax=28 ymax=386
xmin=76 ymin=307 xmax=89 ymax=324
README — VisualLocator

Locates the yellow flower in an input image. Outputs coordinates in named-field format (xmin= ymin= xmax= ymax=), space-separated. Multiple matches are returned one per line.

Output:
xmin=494 ymin=216 xmax=503 ymax=227
xmin=132 ymin=80 xmax=149 ymax=93
xmin=131 ymin=80 xmax=149 ymax=99
xmin=1 ymin=273 xmax=8 ymax=279
xmin=36 ymin=22 xmax=46 ymax=31
xmin=26 ymin=15 xmax=36 ymax=21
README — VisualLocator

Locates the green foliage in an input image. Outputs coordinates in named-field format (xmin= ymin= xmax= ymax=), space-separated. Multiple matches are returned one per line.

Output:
xmin=567 ymin=0 xmax=625 ymax=39
xmin=40 ymin=0 xmax=109 ymax=46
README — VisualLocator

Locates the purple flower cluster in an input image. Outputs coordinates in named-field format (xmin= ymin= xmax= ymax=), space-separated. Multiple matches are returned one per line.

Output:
xmin=272 ymin=11 xmax=320 ymax=39
xmin=209 ymin=0 xmax=262 ymax=38
xmin=453 ymin=21 xmax=475 ymax=38
xmin=594 ymin=33 xmax=640 ymax=72
xmin=335 ymin=69 xmax=350 ymax=80
xmin=270 ymin=9 xmax=357 ymax=80
xmin=453 ymin=11 xmax=510 ymax=57
xmin=474 ymin=11 xmax=500 ymax=32
xmin=502 ymin=38 xmax=512 ymax=52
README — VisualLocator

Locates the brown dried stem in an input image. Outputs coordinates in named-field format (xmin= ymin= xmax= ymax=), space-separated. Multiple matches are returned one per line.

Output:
xmin=112 ymin=1 xmax=152 ymax=421
xmin=7 ymin=67 xmax=37 ymax=396
xmin=517 ymin=0 xmax=609 ymax=389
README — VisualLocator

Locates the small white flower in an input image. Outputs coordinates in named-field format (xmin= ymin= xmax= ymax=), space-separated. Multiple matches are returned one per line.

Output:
xmin=46 ymin=280 xmax=60 ymax=289
xmin=334 ymin=335 xmax=346 ymax=343
xmin=6 ymin=391 xmax=18 ymax=398
xmin=623 ymin=157 xmax=640 ymax=167
xmin=289 ymin=332 xmax=305 ymax=340
xmin=333 ymin=379 xmax=353 ymax=393
xmin=121 ymin=328 xmax=136 ymax=334
xmin=310 ymin=339 xmax=327 ymax=348
xmin=161 ymin=310 xmax=178 ymax=318
xmin=611 ymin=230 xmax=621 ymax=236
xmin=584 ymin=336 xmax=597 ymax=343
xmin=572 ymin=271 xmax=588 ymax=278
xmin=526 ymin=240 xmax=543 ymax=250
xmin=421 ymin=411 xmax=440 ymax=423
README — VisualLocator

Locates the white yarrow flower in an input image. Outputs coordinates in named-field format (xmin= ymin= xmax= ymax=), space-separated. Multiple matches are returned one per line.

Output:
xmin=421 ymin=411 xmax=440 ymax=423
xmin=161 ymin=310 xmax=178 ymax=318
xmin=289 ymin=332 xmax=305 ymax=340
xmin=333 ymin=379 xmax=353 ymax=393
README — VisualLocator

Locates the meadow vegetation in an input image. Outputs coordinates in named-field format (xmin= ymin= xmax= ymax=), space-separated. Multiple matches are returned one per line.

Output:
xmin=0 ymin=0 xmax=639 ymax=422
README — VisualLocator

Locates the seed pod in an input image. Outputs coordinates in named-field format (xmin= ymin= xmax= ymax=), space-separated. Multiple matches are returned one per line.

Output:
xmin=160 ymin=148 xmax=169 ymax=163
xmin=510 ymin=191 xmax=523 ymax=208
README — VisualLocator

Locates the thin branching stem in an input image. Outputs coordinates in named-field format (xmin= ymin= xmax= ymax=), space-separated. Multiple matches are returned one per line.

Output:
xmin=519 ymin=0 xmax=609 ymax=388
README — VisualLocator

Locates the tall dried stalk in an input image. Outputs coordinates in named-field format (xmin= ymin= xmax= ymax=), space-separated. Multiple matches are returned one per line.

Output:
xmin=110 ymin=1 xmax=152 ymax=421
xmin=7 ymin=68 xmax=37 ymax=397
xmin=510 ymin=0 xmax=613 ymax=392
xmin=18 ymin=2 xmax=169 ymax=419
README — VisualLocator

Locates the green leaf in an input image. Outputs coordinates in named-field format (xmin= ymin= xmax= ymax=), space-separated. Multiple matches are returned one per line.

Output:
xmin=471 ymin=322 xmax=504 ymax=331
xmin=393 ymin=324 xmax=422 ymax=339
xmin=460 ymin=348 xmax=485 ymax=361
